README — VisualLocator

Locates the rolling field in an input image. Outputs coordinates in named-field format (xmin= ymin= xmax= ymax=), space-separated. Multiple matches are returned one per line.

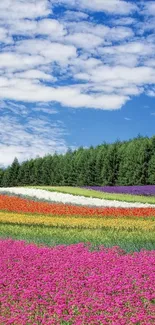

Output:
xmin=0 ymin=186 xmax=155 ymax=325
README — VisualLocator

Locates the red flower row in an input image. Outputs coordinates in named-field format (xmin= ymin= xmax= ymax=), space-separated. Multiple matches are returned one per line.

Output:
xmin=0 ymin=194 xmax=155 ymax=218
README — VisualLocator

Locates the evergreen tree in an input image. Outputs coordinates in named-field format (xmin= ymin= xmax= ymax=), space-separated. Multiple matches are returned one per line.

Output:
xmin=148 ymin=154 xmax=155 ymax=184
xmin=95 ymin=144 xmax=108 ymax=185
xmin=62 ymin=149 xmax=73 ymax=185
xmin=33 ymin=158 xmax=44 ymax=185
xmin=1 ymin=167 xmax=12 ymax=187
xmin=40 ymin=155 xmax=52 ymax=185
xmin=9 ymin=157 xmax=20 ymax=186
xmin=0 ymin=169 xmax=4 ymax=187
xmin=84 ymin=147 xmax=97 ymax=185
xmin=17 ymin=161 xmax=31 ymax=186
xmin=101 ymin=141 xmax=120 ymax=185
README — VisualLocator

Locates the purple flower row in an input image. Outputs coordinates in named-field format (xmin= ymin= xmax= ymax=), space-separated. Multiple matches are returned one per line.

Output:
xmin=0 ymin=239 xmax=155 ymax=325
xmin=84 ymin=185 xmax=155 ymax=196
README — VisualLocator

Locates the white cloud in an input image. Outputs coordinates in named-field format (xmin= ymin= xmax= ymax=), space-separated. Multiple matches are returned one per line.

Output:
xmin=66 ymin=21 xmax=134 ymax=42
xmin=0 ymin=77 xmax=128 ymax=110
xmin=101 ymin=41 xmax=155 ymax=55
xmin=0 ymin=53 xmax=43 ymax=71
xmin=33 ymin=107 xmax=58 ymax=115
xmin=37 ymin=19 xmax=66 ymax=38
xmin=75 ymin=65 xmax=155 ymax=85
xmin=98 ymin=40 xmax=155 ymax=67
xmin=0 ymin=101 xmax=28 ymax=116
xmin=66 ymin=32 xmax=104 ymax=49
xmin=16 ymin=39 xmax=77 ymax=64
xmin=147 ymin=88 xmax=155 ymax=97
xmin=14 ymin=70 xmax=55 ymax=81
xmin=5 ymin=18 xmax=66 ymax=40
xmin=0 ymin=100 xmax=58 ymax=116
xmin=110 ymin=17 xmax=136 ymax=25
xmin=55 ymin=0 xmax=137 ymax=15
xmin=78 ymin=0 xmax=137 ymax=14
xmin=0 ymin=27 xmax=12 ymax=44
xmin=0 ymin=0 xmax=50 ymax=20
xmin=63 ymin=10 xmax=88 ymax=21
xmin=142 ymin=1 xmax=155 ymax=16
xmin=0 ymin=115 xmax=67 ymax=167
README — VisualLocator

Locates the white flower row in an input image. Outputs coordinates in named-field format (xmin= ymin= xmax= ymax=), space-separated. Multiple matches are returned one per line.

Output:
xmin=0 ymin=187 xmax=155 ymax=208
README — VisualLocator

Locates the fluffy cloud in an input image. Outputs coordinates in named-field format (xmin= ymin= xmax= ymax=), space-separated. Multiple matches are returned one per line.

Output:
xmin=0 ymin=77 xmax=128 ymax=110
xmin=14 ymin=70 xmax=55 ymax=81
xmin=66 ymin=21 xmax=134 ymax=41
xmin=54 ymin=0 xmax=137 ymax=15
xmin=63 ymin=10 xmax=88 ymax=21
xmin=76 ymin=64 xmax=155 ymax=85
xmin=77 ymin=0 xmax=137 ymax=14
xmin=16 ymin=39 xmax=77 ymax=64
xmin=142 ymin=1 xmax=155 ymax=16
xmin=8 ymin=18 xmax=66 ymax=39
xmin=66 ymin=32 xmax=104 ymax=49
xmin=0 ymin=0 xmax=50 ymax=20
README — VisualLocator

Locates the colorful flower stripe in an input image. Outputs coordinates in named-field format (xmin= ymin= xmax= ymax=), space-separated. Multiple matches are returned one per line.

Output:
xmin=84 ymin=185 xmax=155 ymax=196
xmin=1 ymin=187 xmax=155 ymax=207
xmin=0 ymin=211 xmax=154 ymax=231
xmin=1 ymin=223 xmax=155 ymax=252
xmin=1 ymin=194 xmax=155 ymax=218
xmin=0 ymin=240 xmax=155 ymax=325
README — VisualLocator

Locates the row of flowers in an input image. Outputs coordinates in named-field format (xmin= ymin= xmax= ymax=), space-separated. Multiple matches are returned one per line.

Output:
xmin=0 ymin=194 xmax=155 ymax=217
xmin=0 ymin=239 xmax=154 ymax=325
xmin=0 ymin=187 xmax=155 ymax=208
xmin=0 ymin=211 xmax=154 ymax=231
xmin=84 ymin=185 xmax=155 ymax=196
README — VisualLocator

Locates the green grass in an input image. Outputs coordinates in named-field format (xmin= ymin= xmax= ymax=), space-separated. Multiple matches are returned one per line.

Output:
xmin=26 ymin=186 xmax=155 ymax=204
xmin=0 ymin=223 xmax=154 ymax=252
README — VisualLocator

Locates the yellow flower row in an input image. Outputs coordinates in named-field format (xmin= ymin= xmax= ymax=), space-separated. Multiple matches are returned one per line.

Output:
xmin=0 ymin=212 xmax=154 ymax=231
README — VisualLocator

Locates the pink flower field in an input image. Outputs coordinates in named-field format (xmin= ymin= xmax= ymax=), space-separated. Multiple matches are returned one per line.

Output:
xmin=0 ymin=239 xmax=155 ymax=325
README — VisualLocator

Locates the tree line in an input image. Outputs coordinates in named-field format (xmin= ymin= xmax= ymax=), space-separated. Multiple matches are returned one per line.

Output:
xmin=1 ymin=135 xmax=155 ymax=187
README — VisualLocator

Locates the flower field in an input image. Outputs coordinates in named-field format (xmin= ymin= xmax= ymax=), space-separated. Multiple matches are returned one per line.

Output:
xmin=0 ymin=186 xmax=155 ymax=324
xmin=0 ymin=240 xmax=155 ymax=325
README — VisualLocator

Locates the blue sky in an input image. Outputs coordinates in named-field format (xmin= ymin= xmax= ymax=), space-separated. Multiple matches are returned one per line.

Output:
xmin=0 ymin=0 xmax=155 ymax=166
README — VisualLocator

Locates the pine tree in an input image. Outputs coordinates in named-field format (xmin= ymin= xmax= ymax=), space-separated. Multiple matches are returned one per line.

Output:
xmin=9 ymin=157 xmax=20 ymax=186
xmin=19 ymin=162 xmax=31 ymax=186
xmin=84 ymin=147 xmax=97 ymax=185
xmin=33 ymin=158 xmax=44 ymax=185
xmin=95 ymin=145 xmax=108 ymax=185
xmin=1 ymin=167 xmax=12 ymax=187
xmin=101 ymin=142 xmax=120 ymax=185
xmin=148 ymin=154 xmax=155 ymax=184
xmin=62 ymin=149 xmax=73 ymax=185
xmin=0 ymin=169 xmax=4 ymax=187
xmin=118 ymin=142 xmax=132 ymax=185
xmin=40 ymin=155 xmax=52 ymax=185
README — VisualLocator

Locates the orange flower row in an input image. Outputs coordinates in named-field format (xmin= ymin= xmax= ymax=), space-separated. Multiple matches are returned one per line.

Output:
xmin=0 ymin=194 xmax=155 ymax=218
